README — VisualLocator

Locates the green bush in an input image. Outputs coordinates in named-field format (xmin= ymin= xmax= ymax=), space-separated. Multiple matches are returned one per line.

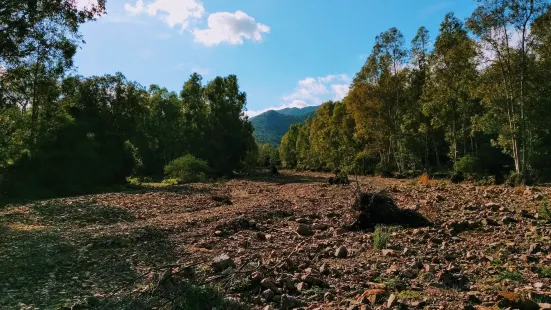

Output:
xmin=453 ymin=155 xmax=479 ymax=178
xmin=540 ymin=198 xmax=551 ymax=221
xmin=373 ymin=225 xmax=390 ymax=249
xmin=164 ymin=155 xmax=210 ymax=183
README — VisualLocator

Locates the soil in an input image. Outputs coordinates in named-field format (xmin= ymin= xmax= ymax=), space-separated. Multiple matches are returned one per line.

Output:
xmin=1 ymin=170 xmax=551 ymax=309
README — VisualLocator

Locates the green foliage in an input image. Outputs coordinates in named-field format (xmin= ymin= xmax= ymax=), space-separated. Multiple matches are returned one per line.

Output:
xmin=396 ymin=290 xmax=420 ymax=300
xmin=540 ymin=198 xmax=551 ymax=221
xmin=453 ymin=155 xmax=480 ymax=178
xmin=373 ymin=225 xmax=390 ymax=249
xmin=164 ymin=155 xmax=210 ymax=184
xmin=539 ymin=266 xmax=551 ymax=278
xmin=498 ymin=270 xmax=524 ymax=282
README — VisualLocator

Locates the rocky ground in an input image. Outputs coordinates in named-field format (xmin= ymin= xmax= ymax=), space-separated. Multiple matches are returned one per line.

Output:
xmin=1 ymin=171 xmax=551 ymax=309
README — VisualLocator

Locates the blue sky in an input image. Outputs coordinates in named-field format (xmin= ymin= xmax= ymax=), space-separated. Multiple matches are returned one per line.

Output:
xmin=74 ymin=0 xmax=478 ymax=117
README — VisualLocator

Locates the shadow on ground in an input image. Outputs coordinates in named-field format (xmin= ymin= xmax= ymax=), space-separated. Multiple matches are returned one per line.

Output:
xmin=239 ymin=172 xmax=328 ymax=185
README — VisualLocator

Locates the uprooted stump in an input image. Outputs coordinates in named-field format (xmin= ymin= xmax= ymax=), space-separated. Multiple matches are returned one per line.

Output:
xmin=350 ymin=191 xmax=430 ymax=230
xmin=329 ymin=173 xmax=350 ymax=185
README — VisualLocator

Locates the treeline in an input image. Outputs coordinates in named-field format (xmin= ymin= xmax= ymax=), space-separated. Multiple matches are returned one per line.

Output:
xmin=0 ymin=1 xmax=256 ymax=198
xmin=280 ymin=1 xmax=551 ymax=183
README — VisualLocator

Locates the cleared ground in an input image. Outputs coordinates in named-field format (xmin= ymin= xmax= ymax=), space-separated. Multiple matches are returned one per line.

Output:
xmin=1 ymin=171 xmax=550 ymax=309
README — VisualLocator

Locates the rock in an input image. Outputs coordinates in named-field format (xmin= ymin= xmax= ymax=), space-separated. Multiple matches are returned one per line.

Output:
xmin=262 ymin=289 xmax=275 ymax=301
xmin=402 ymin=269 xmax=417 ymax=279
xmin=357 ymin=288 xmax=386 ymax=305
xmin=250 ymin=271 xmax=262 ymax=282
xmin=261 ymin=278 xmax=277 ymax=290
xmin=482 ymin=218 xmax=498 ymax=226
xmin=214 ymin=230 xmax=223 ymax=236
xmin=334 ymin=228 xmax=347 ymax=236
xmin=257 ymin=231 xmax=267 ymax=241
xmin=485 ymin=202 xmax=501 ymax=212
xmin=335 ymin=246 xmax=349 ymax=258
xmin=467 ymin=292 xmax=481 ymax=304
xmin=281 ymin=294 xmax=301 ymax=310
xmin=296 ymin=282 xmax=308 ymax=292
xmin=528 ymin=243 xmax=542 ymax=254
xmin=497 ymin=291 xmax=539 ymax=310
xmin=320 ymin=263 xmax=329 ymax=275
xmin=387 ymin=294 xmax=397 ymax=308
xmin=297 ymin=224 xmax=314 ymax=236
xmin=382 ymin=249 xmax=395 ymax=257
xmin=212 ymin=254 xmax=235 ymax=272
xmin=502 ymin=216 xmax=517 ymax=225
xmin=534 ymin=282 xmax=544 ymax=289
xmin=324 ymin=292 xmax=335 ymax=301
xmin=424 ymin=264 xmax=437 ymax=273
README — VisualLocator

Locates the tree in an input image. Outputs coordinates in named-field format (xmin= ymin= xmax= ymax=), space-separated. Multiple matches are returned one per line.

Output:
xmin=467 ymin=0 xmax=549 ymax=174
xmin=423 ymin=13 xmax=479 ymax=163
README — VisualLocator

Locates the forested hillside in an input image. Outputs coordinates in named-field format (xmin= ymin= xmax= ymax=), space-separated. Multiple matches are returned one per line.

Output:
xmin=280 ymin=4 xmax=551 ymax=184
xmin=250 ymin=107 xmax=317 ymax=145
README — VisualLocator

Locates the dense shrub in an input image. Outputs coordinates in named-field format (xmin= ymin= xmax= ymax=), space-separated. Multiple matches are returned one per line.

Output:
xmin=164 ymin=155 xmax=210 ymax=183
xmin=453 ymin=155 xmax=480 ymax=178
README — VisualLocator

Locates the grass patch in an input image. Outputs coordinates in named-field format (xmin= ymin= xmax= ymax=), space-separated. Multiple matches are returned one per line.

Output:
xmin=540 ymin=198 xmax=551 ymax=221
xmin=396 ymin=290 xmax=420 ymax=300
xmin=498 ymin=270 xmax=524 ymax=282
xmin=539 ymin=266 xmax=551 ymax=278
xmin=373 ymin=225 xmax=390 ymax=249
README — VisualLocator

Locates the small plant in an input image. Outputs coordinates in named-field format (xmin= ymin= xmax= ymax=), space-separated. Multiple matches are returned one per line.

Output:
xmin=396 ymin=290 xmax=420 ymax=300
xmin=491 ymin=259 xmax=503 ymax=266
xmin=373 ymin=225 xmax=390 ymax=249
xmin=498 ymin=270 xmax=524 ymax=282
xmin=540 ymin=266 xmax=551 ymax=278
xmin=161 ymin=178 xmax=179 ymax=185
xmin=419 ymin=173 xmax=431 ymax=186
xmin=540 ymin=198 xmax=551 ymax=221
xmin=126 ymin=177 xmax=141 ymax=185
xmin=164 ymin=154 xmax=210 ymax=184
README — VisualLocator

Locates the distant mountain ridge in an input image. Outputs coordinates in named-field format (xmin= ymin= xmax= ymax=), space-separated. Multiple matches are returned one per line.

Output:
xmin=250 ymin=105 xmax=319 ymax=146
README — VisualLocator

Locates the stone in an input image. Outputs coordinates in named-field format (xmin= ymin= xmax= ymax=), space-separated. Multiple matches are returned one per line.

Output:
xmin=214 ymin=230 xmax=223 ymax=236
xmin=324 ymin=292 xmax=335 ymax=301
xmin=335 ymin=246 xmax=349 ymax=258
xmin=467 ymin=292 xmax=481 ymax=304
xmin=297 ymin=224 xmax=314 ymax=236
xmin=485 ymin=202 xmax=501 ymax=212
xmin=320 ymin=263 xmax=329 ymax=275
xmin=257 ymin=231 xmax=267 ymax=241
xmin=334 ymin=228 xmax=347 ymax=236
xmin=211 ymin=254 xmax=235 ymax=272
xmin=387 ymin=294 xmax=397 ymax=308
xmin=262 ymin=289 xmax=275 ymax=301
xmin=382 ymin=249 xmax=395 ymax=256
xmin=424 ymin=264 xmax=437 ymax=273
xmin=281 ymin=294 xmax=301 ymax=310
xmin=250 ymin=271 xmax=262 ymax=282
xmin=402 ymin=269 xmax=417 ymax=279
xmin=534 ymin=282 xmax=544 ymax=289
xmin=261 ymin=278 xmax=277 ymax=290
xmin=296 ymin=282 xmax=308 ymax=292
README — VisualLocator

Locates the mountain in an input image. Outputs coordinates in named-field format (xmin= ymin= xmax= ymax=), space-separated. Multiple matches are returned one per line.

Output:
xmin=250 ymin=106 xmax=318 ymax=146
xmin=276 ymin=106 xmax=319 ymax=116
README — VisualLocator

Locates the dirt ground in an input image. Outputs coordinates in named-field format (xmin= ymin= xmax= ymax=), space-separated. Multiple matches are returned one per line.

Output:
xmin=1 ymin=171 xmax=551 ymax=309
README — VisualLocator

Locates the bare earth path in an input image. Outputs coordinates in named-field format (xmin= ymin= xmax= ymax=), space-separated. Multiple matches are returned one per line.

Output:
xmin=1 ymin=171 xmax=551 ymax=309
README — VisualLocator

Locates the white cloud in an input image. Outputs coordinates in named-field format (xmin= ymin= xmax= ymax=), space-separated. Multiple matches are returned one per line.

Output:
xmin=124 ymin=0 xmax=205 ymax=30
xmin=190 ymin=66 xmax=210 ymax=76
xmin=332 ymin=84 xmax=350 ymax=101
xmin=246 ymin=74 xmax=351 ymax=117
xmin=192 ymin=11 xmax=270 ymax=46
